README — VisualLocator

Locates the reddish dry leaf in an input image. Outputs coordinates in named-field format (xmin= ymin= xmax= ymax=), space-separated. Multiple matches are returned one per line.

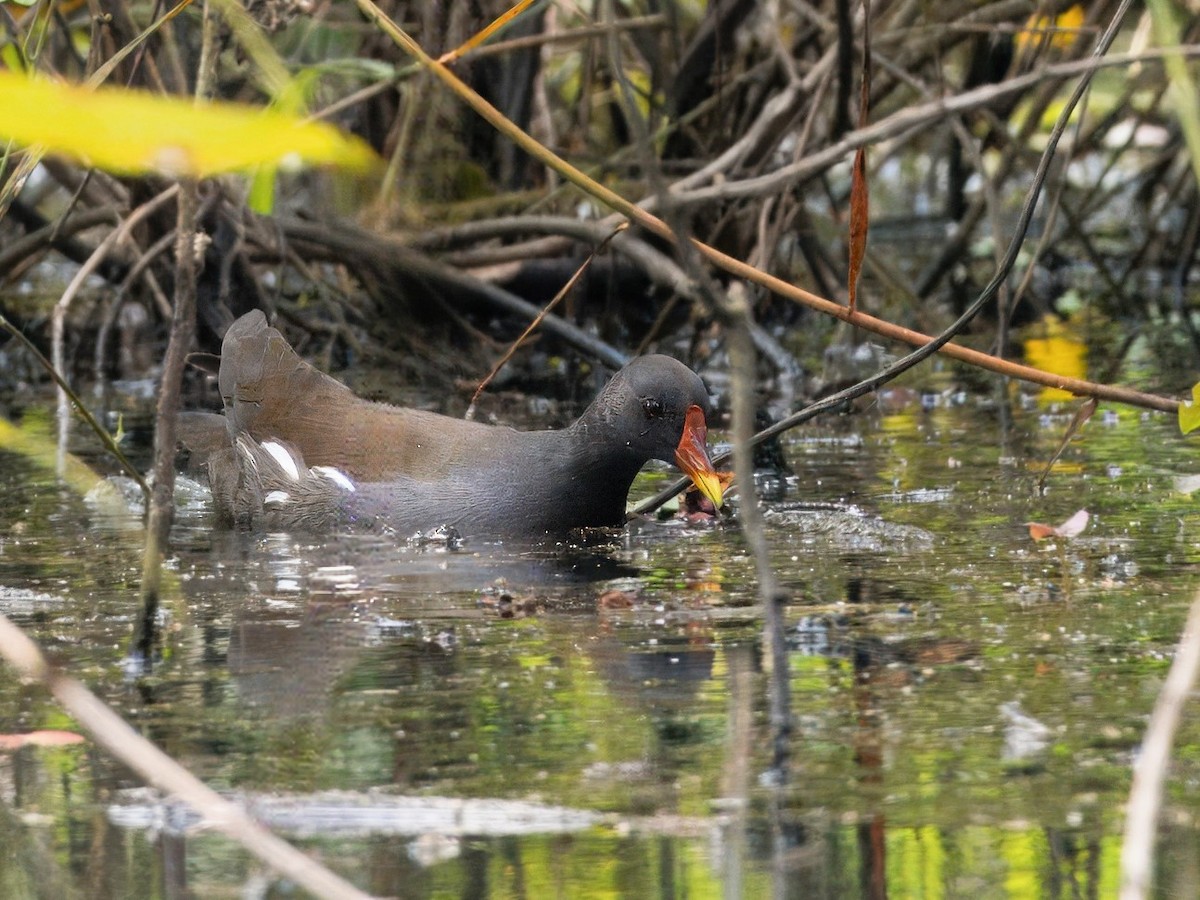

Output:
xmin=846 ymin=0 xmax=872 ymax=312
xmin=848 ymin=147 xmax=868 ymax=312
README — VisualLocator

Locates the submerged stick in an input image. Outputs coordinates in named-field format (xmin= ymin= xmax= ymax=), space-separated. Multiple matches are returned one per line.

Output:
xmin=1120 ymin=590 xmax=1200 ymax=899
xmin=0 ymin=612 xmax=370 ymax=900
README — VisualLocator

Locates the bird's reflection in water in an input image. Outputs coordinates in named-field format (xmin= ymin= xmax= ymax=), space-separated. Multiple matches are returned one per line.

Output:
xmin=194 ymin=527 xmax=706 ymax=722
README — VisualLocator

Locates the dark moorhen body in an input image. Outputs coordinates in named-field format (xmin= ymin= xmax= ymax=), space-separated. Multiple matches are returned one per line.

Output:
xmin=181 ymin=311 xmax=723 ymax=538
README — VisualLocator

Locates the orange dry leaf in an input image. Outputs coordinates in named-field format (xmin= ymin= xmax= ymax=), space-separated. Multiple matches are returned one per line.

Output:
xmin=1027 ymin=522 xmax=1059 ymax=541
xmin=437 ymin=0 xmax=539 ymax=64
xmin=712 ymin=470 xmax=736 ymax=495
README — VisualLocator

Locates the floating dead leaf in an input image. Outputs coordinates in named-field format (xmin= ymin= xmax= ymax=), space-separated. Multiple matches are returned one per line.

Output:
xmin=0 ymin=730 xmax=87 ymax=750
xmin=1026 ymin=508 xmax=1089 ymax=541
xmin=597 ymin=589 xmax=638 ymax=610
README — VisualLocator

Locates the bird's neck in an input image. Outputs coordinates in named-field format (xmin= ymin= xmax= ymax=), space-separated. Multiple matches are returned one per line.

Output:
xmin=539 ymin=421 xmax=645 ymax=528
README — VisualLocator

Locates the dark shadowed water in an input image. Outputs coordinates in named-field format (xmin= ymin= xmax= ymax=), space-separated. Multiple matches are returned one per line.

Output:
xmin=2 ymin=380 xmax=1200 ymax=898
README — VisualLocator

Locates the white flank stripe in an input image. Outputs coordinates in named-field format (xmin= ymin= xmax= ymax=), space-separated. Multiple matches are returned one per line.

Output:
xmin=264 ymin=490 xmax=291 ymax=505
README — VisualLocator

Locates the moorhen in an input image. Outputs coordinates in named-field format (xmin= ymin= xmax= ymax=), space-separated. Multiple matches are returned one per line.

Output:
xmin=181 ymin=311 xmax=725 ymax=538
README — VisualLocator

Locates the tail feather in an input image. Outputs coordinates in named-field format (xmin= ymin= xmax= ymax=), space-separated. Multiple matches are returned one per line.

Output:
xmin=218 ymin=310 xmax=356 ymax=442
xmin=188 ymin=312 xmax=388 ymax=527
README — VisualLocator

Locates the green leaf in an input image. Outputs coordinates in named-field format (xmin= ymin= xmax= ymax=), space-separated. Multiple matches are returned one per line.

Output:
xmin=1179 ymin=382 xmax=1200 ymax=434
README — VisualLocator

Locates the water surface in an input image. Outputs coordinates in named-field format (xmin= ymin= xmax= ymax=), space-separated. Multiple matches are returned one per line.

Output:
xmin=1 ymin=387 xmax=1198 ymax=898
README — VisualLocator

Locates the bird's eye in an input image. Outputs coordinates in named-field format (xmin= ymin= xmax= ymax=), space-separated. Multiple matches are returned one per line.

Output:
xmin=641 ymin=397 xmax=664 ymax=419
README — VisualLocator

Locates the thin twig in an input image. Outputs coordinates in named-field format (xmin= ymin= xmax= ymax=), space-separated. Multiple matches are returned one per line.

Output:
xmin=50 ymin=184 xmax=179 ymax=478
xmin=0 ymin=204 xmax=124 ymax=281
xmin=466 ymin=223 xmax=627 ymax=416
xmin=664 ymin=47 xmax=1200 ymax=208
xmin=134 ymin=7 xmax=205 ymax=662
xmin=354 ymin=0 xmax=1179 ymax=414
xmin=276 ymin=217 xmax=631 ymax=369
xmin=0 ymin=313 xmax=148 ymax=498
xmin=633 ymin=0 xmax=1138 ymax=514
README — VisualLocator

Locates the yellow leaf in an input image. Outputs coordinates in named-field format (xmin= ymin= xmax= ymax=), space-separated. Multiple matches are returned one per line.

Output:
xmin=1179 ymin=382 xmax=1200 ymax=435
xmin=1017 ymin=4 xmax=1086 ymax=53
xmin=1023 ymin=317 xmax=1087 ymax=404
xmin=0 ymin=72 xmax=379 ymax=177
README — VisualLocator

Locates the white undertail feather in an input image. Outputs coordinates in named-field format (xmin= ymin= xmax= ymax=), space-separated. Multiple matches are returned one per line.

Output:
xmin=262 ymin=440 xmax=301 ymax=480
xmin=235 ymin=436 xmax=356 ymax=513
xmin=313 ymin=466 xmax=355 ymax=492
